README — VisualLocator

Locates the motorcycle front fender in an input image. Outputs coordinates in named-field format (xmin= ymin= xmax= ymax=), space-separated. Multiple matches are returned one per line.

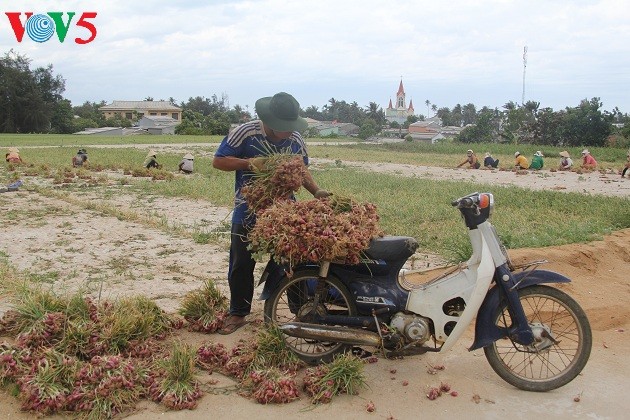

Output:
xmin=469 ymin=269 xmax=571 ymax=351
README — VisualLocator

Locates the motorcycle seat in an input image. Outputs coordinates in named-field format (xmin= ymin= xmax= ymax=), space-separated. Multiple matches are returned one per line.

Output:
xmin=365 ymin=236 xmax=419 ymax=260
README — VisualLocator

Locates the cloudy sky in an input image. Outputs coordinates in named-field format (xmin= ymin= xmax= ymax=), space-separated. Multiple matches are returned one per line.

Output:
xmin=3 ymin=0 xmax=629 ymax=115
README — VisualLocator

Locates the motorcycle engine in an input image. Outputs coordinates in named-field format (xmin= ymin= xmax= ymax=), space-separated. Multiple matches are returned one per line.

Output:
xmin=389 ymin=312 xmax=431 ymax=343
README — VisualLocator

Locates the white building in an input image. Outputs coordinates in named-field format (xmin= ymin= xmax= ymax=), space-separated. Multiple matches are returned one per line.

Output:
xmin=137 ymin=116 xmax=179 ymax=135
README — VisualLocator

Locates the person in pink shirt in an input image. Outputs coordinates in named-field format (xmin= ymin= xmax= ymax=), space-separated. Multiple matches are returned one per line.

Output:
xmin=581 ymin=149 xmax=597 ymax=170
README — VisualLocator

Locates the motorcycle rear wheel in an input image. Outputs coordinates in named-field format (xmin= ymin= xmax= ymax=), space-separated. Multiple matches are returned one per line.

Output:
xmin=484 ymin=285 xmax=592 ymax=392
xmin=263 ymin=269 xmax=357 ymax=365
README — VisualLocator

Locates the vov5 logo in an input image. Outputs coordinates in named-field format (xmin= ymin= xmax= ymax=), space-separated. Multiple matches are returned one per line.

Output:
xmin=5 ymin=12 xmax=97 ymax=44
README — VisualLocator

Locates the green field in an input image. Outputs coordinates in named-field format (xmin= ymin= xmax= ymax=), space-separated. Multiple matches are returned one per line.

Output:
xmin=2 ymin=134 xmax=629 ymax=259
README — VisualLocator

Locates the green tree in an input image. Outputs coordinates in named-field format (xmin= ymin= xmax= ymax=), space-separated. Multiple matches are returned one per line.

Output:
xmin=530 ymin=107 xmax=564 ymax=145
xmin=322 ymin=98 xmax=341 ymax=121
xmin=304 ymin=105 xmax=323 ymax=120
xmin=50 ymin=99 xmax=75 ymax=133
xmin=452 ymin=104 xmax=463 ymax=127
xmin=436 ymin=107 xmax=455 ymax=126
xmin=0 ymin=50 xmax=67 ymax=133
xmin=71 ymin=117 xmax=99 ymax=133
xmin=181 ymin=94 xmax=228 ymax=116
xmin=177 ymin=109 xmax=205 ymax=135
xmin=72 ymin=101 xmax=107 ymax=128
xmin=403 ymin=115 xmax=419 ymax=128
xmin=104 ymin=116 xmax=132 ymax=128
xmin=358 ymin=119 xmax=378 ymax=139
xmin=501 ymin=106 xmax=532 ymax=144
xmin=561 ymin=98 xmax=613 ymax=147
xmin=503 ymin=101 xmax=517 ymax=111
xmin=366 ymin=102 xmax=385 ymax=126
xmin=457 ymin=111 xmax=496 ymax=143
xmin=227 ymin=104 xmax=250 ymax=124
xmin=462 ymin=103 xmax=477 ymax=126
xmin=348 ymin=101 xmax=364 ymax=125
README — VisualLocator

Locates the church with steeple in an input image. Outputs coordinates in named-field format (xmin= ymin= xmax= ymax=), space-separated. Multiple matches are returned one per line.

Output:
xmin=385 ymin=79 xmax=415 ymax=124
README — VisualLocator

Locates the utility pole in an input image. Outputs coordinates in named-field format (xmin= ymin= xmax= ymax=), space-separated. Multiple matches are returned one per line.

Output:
xmin=522 ymin=46 xmax=528 ymax=105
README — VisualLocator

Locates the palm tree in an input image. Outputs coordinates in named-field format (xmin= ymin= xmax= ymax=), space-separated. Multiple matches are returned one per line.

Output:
xmin=366 ymin=102 xmax=384 ymax=126
xmin=425 ymin=99 xmax=431 ymax=118
xmin=503 ymin=101 xmax=517 ymax=111
xmin=304 ymin=105 xmax=321 ymax=120
xmin=452 ymin=104 xmax=463 ymax=127
xmin=523 ymin=100 xmax=540 ymax=116
xmin=431 ymin=104 xmax=438 ymax=117
xmin=323 ymin=98 xmax=340 ymax=121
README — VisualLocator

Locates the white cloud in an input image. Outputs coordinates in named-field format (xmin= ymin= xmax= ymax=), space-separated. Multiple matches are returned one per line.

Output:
xmin=2 ymin=0 xmax=629 ymax=111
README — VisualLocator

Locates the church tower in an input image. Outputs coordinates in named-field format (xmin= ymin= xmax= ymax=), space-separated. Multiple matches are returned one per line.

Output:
xmin=396 ymin=80 xmax=406 ymax=109
xmin=385 ymin=79 xmax=415 ymax=124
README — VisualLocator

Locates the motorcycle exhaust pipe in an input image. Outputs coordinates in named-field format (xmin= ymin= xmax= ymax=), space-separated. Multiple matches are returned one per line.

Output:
xmin=279 ymin=322 xmax=382 ymax=347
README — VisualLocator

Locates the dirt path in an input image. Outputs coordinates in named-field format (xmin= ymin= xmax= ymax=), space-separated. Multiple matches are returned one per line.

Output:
xmin=1 ymin=161 xmax=629 ymax=419
xmin=312 ymin=158 xmax=630 ymax=198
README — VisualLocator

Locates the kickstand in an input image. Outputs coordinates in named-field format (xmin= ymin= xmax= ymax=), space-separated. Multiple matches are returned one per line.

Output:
xmin=372 ymin=311 xmax=391 ymax=359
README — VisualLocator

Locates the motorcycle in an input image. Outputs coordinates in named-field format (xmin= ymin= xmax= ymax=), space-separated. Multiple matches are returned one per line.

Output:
xmin=261 ymin=191 xmax=592 ymax=392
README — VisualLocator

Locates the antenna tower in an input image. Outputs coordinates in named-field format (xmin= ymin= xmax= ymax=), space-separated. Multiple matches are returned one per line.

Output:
xmin=522 ymin=46 xmax=528 ymax=105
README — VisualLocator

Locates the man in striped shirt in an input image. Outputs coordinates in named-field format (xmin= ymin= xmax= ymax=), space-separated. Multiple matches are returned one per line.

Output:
xmin=213 ymin=92 xmax=329 ymax=334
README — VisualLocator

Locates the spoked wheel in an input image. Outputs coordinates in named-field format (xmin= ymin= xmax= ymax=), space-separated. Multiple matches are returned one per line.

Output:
xmin=484 ymin=285 xmax=592 ymax=391
xmin=263 ymin=269 xmax=357 ymax=365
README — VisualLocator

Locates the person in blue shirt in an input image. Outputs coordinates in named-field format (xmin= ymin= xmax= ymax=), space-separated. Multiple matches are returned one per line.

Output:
xmin=483 ymin=152 xmax=499 ymax=169
xmin=212 ymin=92 xmax=329 ymax=334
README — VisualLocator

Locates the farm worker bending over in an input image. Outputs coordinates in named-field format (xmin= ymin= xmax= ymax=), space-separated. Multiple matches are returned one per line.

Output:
xmin=72 ymin=149 xmax=88 ymax=167
xmin=178 ymin=153 xmax=194 ymax=174
xmin=558 ymin=151 xmax=573 ymax=171
xmin=212 ymin=92 xmax=329 ymax=335
xmin=622 ymin=151 xmax=630 ymax=178
xmin=581 ymin=149 xmax=598 ymax=170
xmin=483 ymin=152 xmax=499 ymax=169
xmin=456 ymin=149 xmax=481 ymax=169
xmin=144 ymin=150 xmax=162 ymax=169
xmin=514 ymin=151 xmax=529 ymax=169
xmin=529 ymin=151 xmax=544 ymax=170
xmin=5 ymin=147 xmax=22 ymax=163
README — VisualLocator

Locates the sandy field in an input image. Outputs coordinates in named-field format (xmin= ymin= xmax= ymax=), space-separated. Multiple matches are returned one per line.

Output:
xmin=0 ymin=156 xmax=629 ymax=420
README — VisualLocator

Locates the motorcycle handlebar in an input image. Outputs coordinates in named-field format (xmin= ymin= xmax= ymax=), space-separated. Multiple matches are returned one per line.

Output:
xmin=452 ymin=197 xmax=476 ymax=208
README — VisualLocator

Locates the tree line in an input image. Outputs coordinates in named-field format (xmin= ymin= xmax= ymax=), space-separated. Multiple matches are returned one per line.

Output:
xmin=439 ymin=99 xmax=629 ymax=148
xmin=1 ymin=50 xmax=629 ymax=148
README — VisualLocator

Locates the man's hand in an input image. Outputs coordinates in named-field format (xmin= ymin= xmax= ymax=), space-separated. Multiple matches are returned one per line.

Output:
xmin=248 ymin=157 xmax=268 ymax=172
xmin=314 ymin=189 xmax=331 ymax=199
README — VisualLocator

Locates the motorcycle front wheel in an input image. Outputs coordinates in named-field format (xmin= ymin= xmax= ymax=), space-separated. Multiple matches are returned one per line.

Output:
xmin=263 ymin=269 xmax=357 ymax=365
xmin=484 ymin=285 xmax=592 ymax=392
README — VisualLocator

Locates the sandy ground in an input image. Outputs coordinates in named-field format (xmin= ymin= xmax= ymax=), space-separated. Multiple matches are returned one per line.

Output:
xmin=0 ymin=159 xmax=629 ymax=419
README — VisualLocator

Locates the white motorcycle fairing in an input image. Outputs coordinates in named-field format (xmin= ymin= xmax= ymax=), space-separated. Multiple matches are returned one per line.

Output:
xmin=406 ymin=222 xmax=496 ymax=352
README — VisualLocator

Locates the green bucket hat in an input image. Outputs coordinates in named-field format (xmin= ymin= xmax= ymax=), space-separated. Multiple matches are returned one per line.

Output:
xmin=255 ymin=92 xmax=308 ymax=132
